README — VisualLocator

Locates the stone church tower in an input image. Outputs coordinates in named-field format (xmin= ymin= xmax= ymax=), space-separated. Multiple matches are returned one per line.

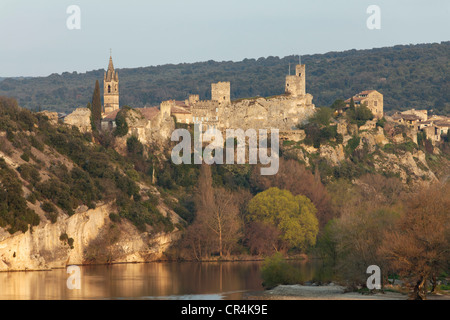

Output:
xmin=103 ymin=55 xmax=119 ymax=115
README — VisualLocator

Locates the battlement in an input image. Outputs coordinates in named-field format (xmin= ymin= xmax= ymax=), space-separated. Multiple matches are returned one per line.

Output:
xmin=193 ymin=100 xmax=220 ymax=109
xmin=188 ymin=94 xmax=200 ymax=106
xmin=211 ymin=82 xmax=231 ymax=104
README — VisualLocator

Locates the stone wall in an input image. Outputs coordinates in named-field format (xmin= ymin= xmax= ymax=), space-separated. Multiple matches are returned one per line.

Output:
xmin=219 ymin=95 xmax=315 ymax=131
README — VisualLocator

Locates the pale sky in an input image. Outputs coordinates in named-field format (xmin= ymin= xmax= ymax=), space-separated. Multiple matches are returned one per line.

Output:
xmin=0 ymin=0 xmax=449 ymax=77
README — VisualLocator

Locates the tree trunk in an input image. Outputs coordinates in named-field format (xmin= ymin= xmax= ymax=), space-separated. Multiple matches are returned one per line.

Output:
xmin=411 ymin=276 xmax=427 ymax=300
xmin=431 ymin=274 xmax=437 ymax=294
xmin=219 ymin=227 xmax=223 ymax=258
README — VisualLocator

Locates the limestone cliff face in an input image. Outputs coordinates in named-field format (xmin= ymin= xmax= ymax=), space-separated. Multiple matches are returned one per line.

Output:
xmin=0 ymin=204 xmax=181 ymax=272
xmin=64 ymin=108 xmax=92 ymax=133
xmin=319 ymin=144 xmax=345 ymax=166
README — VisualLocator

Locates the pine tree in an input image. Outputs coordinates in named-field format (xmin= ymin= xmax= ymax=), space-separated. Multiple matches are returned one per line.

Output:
xmin=91 ymin=80 xmax=102 ymax=125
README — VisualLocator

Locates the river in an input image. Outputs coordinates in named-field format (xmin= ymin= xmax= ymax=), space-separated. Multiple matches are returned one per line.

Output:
xmin=0 ymin=260 xmax=325 ymax=300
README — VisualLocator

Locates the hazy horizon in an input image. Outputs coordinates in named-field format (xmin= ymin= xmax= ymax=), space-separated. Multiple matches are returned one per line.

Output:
xmin=1 ymin=0 xmax=449 ymax=77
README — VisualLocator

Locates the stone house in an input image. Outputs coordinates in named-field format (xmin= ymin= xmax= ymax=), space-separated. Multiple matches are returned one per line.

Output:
xmin=344 ymin=90 xmax=384 ymax=119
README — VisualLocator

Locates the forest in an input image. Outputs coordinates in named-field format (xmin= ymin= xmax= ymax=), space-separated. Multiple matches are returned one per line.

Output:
xmin=0 ymin=41 xmax=448 ymax=115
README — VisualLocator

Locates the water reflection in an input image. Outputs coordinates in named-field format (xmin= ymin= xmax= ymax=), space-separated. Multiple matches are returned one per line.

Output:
xmin=0 ymin=260 xmax=325 ymax=300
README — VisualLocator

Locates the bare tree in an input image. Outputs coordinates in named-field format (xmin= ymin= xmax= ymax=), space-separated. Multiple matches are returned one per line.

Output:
xmin=378 ymin=183 xmax=450 ymax=299
xmin=245 ymin=221 xmax=282 ymax=256
xmin=184 ymin=164 xmax=242 ymax=259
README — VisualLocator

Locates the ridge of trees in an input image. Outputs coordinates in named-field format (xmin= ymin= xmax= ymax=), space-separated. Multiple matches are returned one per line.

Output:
xmin=0 ymin=42 xmax=448 ymax=115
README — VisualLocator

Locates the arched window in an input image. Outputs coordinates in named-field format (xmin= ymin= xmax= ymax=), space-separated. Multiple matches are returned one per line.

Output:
xmin=108 ymin=85 xmax=111 ymax=93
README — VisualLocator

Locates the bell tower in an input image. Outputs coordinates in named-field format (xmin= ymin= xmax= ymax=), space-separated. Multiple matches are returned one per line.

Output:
xmin=103 ymin=53 xmax=119 ymax=115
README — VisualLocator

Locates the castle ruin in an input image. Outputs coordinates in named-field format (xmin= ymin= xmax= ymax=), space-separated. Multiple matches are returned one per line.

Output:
xmin=170 ymin=64 xmax=316 ymax=133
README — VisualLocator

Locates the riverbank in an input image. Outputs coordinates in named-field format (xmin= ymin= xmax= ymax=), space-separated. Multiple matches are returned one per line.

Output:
xmin=244 ymin=284 xmax=450 ymax=300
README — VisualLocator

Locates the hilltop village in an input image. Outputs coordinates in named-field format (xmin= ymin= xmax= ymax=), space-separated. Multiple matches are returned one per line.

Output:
xmin=61 ymin=56 xmax=449 ymax=158
xmin=0 ymin=54 xmax=449 ymax=276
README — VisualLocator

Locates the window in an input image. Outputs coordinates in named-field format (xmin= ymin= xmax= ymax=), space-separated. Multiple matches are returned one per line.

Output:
xmin=108 ymin=85 xmax=111 ymax=93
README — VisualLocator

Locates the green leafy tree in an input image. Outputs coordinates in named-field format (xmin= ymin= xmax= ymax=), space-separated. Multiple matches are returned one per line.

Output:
xmin=347 ymin=102 xmax=374 ymax=126
xmin=310 ymin=107 xmax=334 ymax=126
xmin=114 ymin=106 xmax=130 ymax=137
xmin=331 ymin=99 xmax=346 ymax=112
xmin=247 ymin=187 xmax=319 ymax=251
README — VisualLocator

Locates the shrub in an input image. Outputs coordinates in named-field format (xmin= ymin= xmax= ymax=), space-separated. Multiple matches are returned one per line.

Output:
xmin=347 ymin=103 xmax=374 ymax=127
xmin=0 ymin=158 xmax=40 ymax=233
xmin=18 ymin=164 xmax=41 ymax=185
xmin=109 ymin=213 xmax=121 ymax=223
xmin=59 ymin=233 xmax=69 ymax=242
xmin=114 ymin=107 xmax=130 ymax=137
xmin=26 ymin=193 xmax=37 ymax=204
xmin=345 ymin=136 xmax=360 ymax=156
xmin=42 ymin=201 xmax=58 ymax=223
xmin=126 ymin=136 xmax=144 ymax=156
xmin=68 ymin=238 xmax=74 ymax=249
xmin=261 ymin=253 xmax=303 ymax=289
xmin=20 ymin=152 xmax=30 ymax=162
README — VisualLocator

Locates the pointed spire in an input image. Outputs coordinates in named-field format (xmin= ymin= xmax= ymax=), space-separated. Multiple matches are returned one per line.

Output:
xmin=108 ymin=54 xmax=114 ymax=73
xmin=105 ymin=50 xmax=117 ymax=82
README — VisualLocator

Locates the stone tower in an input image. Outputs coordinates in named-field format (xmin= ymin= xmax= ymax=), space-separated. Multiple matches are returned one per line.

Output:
xmin=211 ymin=82 xmax=231 ymax=104
xmin=285 ymin=64 xmax=306 ymax=97
xmin=160 ymin=100 xmax=174 ymax=119
xmin=103 ymin=55 xmax=119 ymax=115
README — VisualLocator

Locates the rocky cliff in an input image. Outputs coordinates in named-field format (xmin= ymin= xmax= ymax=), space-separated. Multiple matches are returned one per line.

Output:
xmin=0 ymin=202 xmax=181 ymax=272
xmin=281 ymin=118 xmax=446 ymax=185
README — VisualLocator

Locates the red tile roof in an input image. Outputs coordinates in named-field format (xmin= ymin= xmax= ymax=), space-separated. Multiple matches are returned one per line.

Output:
xmin=136 ymin=107 xmax=160 ymax=120
xmin=171 ymin=105 xmax=191 ymax=114
xmin=360 ymin=90 xmax=376 ymax=95
xmin=103 ymin=107 xmax=161 ymax=121
xmin=344 ymin=97 xmax=366 ymax=103
xmin=103 ymin=109 xmax=120 ymax=121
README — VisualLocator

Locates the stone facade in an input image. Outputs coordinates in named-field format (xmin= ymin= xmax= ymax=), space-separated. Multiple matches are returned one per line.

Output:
xmin=103 ymin=55 xmax=120 ymax=115
xmin=211 ymin=82 xmax=231 ymax=104
xmin=345 ymin=90 xmax=384 ymax=119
